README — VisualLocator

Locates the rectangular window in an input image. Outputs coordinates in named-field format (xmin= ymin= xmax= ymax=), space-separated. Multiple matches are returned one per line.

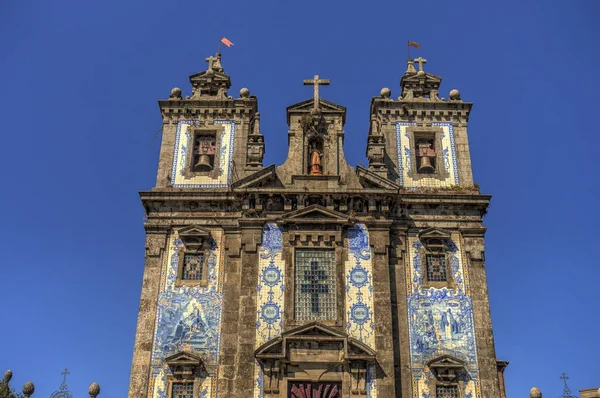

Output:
xmin=182 ymin=253 xmax=204 ymax=280
xmin=436 ymin=385 xmax=459 ymax=398
xmin=172 ymin=382 xmax=194 ymax=398
xmin=295 ymin=249 xmax=336 ymax=321
xmin=426 ymin=254 xmax=447 ymax=282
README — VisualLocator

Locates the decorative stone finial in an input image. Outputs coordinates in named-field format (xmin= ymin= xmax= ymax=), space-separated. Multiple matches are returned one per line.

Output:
xmin=4 ymin=370 xmax=12 ymax=383
xmin=252 ymin=112 xmax=261 ymax=135
xmin=169 ymin=87 xmax=182 ymax=100
xmin=530 ymin=386 xmax=542 ymax=398
xmin=22 ymin=381 xmax=34 ymax=397
xmin=405 ymin=59 xmax=417 ymax=74
xmin=449 ymin=89 xmax=461 ymax=101
xmin=88 ymin=382 xmax=101 ymax=397
xmin=416 ymin=70 xmax=425 ymax=77
xmin=240 ymin=88 xmax=250 ymax=98
xmin=380 ymin=88 xmax=391 ymax=98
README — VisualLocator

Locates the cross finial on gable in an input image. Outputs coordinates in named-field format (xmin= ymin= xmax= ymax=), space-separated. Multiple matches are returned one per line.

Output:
xmin=205 ymin=55 xmax=217 ymax=73
xmin=414 ymin=57 xmax=427 ymax=72
xmin=303 ymin=74 xmax=330 ymax=110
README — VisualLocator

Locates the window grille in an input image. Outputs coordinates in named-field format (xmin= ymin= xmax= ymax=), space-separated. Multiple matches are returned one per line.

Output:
xmin=182 ymin=253 xmax=204 ymax=280
xmin=426 ymin=254 xmax=447 ymax=282
xmin=295 ymin=250 xmax=336 ymax=321
xmin=436 ymin=385 xmax=459 ymax=398
xmin=172 ymin=382 xmax=194 ymax=398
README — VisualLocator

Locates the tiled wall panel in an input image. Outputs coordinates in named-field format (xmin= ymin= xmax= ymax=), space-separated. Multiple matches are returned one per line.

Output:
xmin=170 ymin=120 xmax=235 ymax=188
xmin=406 ymin=232 xmax=480 ymax=398
xmin=148 ymin=230 xmax=225 ymax=398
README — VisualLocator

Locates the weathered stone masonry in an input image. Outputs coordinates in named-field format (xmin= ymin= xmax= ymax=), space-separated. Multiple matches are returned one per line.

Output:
xmin=128 ymin=53 xmax=507 ymax=398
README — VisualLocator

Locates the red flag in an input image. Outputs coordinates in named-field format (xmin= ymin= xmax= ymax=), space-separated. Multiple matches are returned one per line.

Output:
xmin=408 ymin=41 xmax=420 ymax=49
xmin=220 ymin=38 xmax=234 ymax=47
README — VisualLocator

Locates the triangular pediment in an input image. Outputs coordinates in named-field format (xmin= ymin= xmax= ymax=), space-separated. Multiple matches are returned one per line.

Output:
xmin=287 ymin=98 xmax=346 ymax=113
xmin=418 ymin=227 xmax=451 ymax=240
xmin=286 ymin=98 xmax=346 ymax=125
xmin=356 ymin=165 xmax=400 ymax=190
xmin=232 ymin=165 xmax=280 ymax=189
xmin=178 ymin=225 xmax=211 ymax=238
xmin=165 ymin=351 xmax=204 ymax=366
xmin=255 ymin=321 xmax=376 ymax=362
xmin=280 ymin=204 xmax=349 ymax=224
xmin=284 ymin=321 xmax=348 ymax=339
xmin=189 ymin=70 xmax=231 ymax=84
xmin=401 ymin=71 xmax=442 ymax=84
xmin=427 ymin=354 xmax=466 ymax=369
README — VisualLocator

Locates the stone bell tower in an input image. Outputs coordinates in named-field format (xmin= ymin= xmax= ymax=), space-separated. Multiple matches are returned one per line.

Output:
xmin=129 ymin=51 xmax=506 ymax=398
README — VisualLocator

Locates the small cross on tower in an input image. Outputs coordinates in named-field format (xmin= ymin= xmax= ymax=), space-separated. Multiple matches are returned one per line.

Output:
xmin=414 ymin=57 xmax=427 ymax=72
xmin=303 ymin=74 xmax=330 ymax=110
xmin=61 ymin=368 xmax=70 ymax=384
xmin=205 ymin=55 xmax=217 ymax=72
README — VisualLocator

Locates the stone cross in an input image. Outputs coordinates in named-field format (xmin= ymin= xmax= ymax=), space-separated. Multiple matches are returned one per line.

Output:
xmin=303 ymin=75 xmax=330 ymax=109
xmin=205 ymin=55 xmax=216 ymax=72
xmin=414 ymin=57 xmax=427 ymax=72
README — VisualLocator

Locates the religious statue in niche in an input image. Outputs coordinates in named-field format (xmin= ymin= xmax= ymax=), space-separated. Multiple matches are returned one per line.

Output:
xmin=309 ymin=141 xmax=323 ymax=176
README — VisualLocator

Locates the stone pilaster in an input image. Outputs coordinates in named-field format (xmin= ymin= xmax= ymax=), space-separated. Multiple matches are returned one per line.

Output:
xmin=231 ymin=226 xmax=262 ymax=396
xmin=128 ymin=231 xmax=167 ymax=398
xmin=390 ymin=228 xmax=412 ymax=398
xmin=463 ymin=235 xmax=501 ymax=398
xmin=368 ymin=227 xmax=396 ymax=396
xmin=217 ymin=231 xmax=243 ymax=397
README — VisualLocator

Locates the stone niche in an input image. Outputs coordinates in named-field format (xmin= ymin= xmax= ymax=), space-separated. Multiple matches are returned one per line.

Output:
xmin=255 ymin=322 xmax=376 ymax=397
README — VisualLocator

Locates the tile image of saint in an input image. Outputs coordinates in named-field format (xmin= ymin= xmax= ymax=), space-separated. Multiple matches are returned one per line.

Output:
xmin=412 ymin=302 xmax=468 ymax=356
xmin=162 ymin=306 xmax=209 ymax=353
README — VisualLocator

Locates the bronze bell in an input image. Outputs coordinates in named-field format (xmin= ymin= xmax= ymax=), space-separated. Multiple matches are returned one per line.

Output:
xmin=194 ymin=154 xmax=213 ymax=170
xmin=418 ymin=156 xmax=435 ymax=173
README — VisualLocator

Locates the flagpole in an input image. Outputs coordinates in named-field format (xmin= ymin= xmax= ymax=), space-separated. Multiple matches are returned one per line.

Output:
xmin=408 ymin=41 xmax=410 ymax=60
xmin=217 ymin=39 xmax=221 ymax=54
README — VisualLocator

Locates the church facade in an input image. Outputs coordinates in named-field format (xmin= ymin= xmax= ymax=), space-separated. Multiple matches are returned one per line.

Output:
xmin=128 ymin=52 xmax=507 ymax=398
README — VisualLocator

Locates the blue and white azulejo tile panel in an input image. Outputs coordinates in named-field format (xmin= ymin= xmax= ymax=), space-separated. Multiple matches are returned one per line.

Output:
xmin=406 ymin=233 xmax=480 ymax=398
xmin=254 ymin=223 xmax=285 ymax=398
xmin=395 ymin=122 xmax=459 ymax=188
xmin=346 ymin=224 xmax=377 ymax=398
xmin=170 ymin=120 xmax=236 ymax=188
xmin=148 ymin=229 xmax=225 ymax=398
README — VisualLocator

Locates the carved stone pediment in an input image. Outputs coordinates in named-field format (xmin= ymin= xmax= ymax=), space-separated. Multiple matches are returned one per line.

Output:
xmin=255 ymin=322 xmax=376 ymax=365
xmin=165 ymin=351 xmax=207 ymax=378
xmin=286 ymin=98 xmax=346 ymax=125
xmin=427 ymin=355 xmax=467 ymax=383
xmin=418 ymin=227 xmax=451 ymax=253
xmin=177 ymin=225 xmax=212 ymax=252
xmin=280 ymin=205 xmax=349 ymax=225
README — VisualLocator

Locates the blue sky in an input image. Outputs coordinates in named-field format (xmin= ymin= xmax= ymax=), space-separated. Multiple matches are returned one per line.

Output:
xmin=0 ymin=0 xmax=598 ymax=396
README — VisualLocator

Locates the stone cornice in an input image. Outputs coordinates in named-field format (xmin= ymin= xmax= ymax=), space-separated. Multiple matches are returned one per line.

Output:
xmin=369 ymin=97 xmax=473 ymax=125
